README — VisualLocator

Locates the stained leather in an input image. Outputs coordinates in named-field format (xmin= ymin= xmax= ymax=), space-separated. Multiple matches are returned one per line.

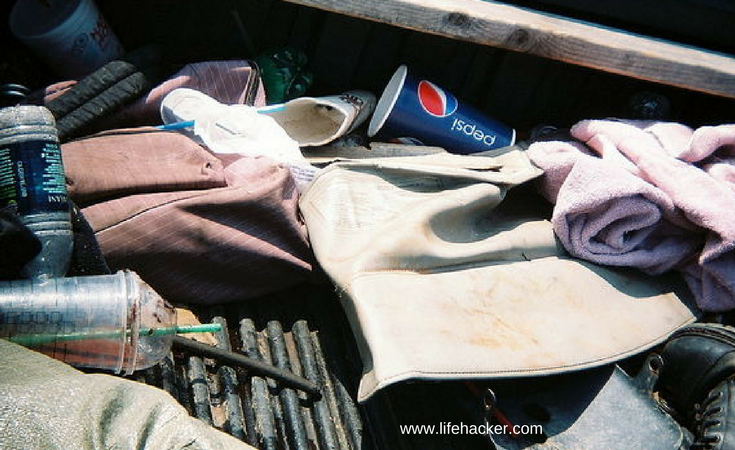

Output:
xmin=660 ymin=324 xmax=735 ymax=425
xmin=299 ymin=147 xmax=699 ymax=401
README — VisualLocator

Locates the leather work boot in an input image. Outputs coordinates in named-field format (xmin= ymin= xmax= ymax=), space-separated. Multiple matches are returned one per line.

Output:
xmin=659 ymin=324 xmax=735 ymax=425
xmin=691 ymin=379 xmax=735 ymax=450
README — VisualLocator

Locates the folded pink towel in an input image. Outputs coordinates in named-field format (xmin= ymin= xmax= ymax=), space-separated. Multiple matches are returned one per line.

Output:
xmin=691 ymin=126 xmax=735 ymax=191
xmin=682 ymin=125 xmax=735 ymax=162
xmin=528 ymin=141 xmax=698 ymax=275
xmin=529 ymin=119 xmax=735 ymax=311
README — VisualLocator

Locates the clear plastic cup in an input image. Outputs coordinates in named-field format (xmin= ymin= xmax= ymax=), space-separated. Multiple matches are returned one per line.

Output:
xmin=0 ymin=270 xmax=176 ymax=374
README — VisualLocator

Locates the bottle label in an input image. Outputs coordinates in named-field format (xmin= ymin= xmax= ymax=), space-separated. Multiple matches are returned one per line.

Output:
xmin=0 ymin=140 xmax=69 ymax=215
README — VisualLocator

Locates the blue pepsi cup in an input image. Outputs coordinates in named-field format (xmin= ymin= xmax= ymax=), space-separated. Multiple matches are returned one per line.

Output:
xmin=368 ymin=65 xmax=515 ymax=154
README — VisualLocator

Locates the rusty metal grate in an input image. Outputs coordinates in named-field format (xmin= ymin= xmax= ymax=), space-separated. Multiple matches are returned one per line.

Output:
xmin=136 ymin=285 xmax=370 ymax=450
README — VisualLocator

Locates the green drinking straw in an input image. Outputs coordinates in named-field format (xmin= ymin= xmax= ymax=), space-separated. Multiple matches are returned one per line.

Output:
xmin=5 ymin=323 xmax=222 ymax=346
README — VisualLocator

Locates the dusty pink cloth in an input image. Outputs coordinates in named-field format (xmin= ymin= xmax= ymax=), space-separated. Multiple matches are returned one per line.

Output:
xmin=529 ymin=140 xmax=699 ymax=274
xmin=62 ymin=128 xmax=315 ymax=305
xmin=690 ymin=126 xmax=735 ymax=192
xmin=528 ymin=120 xmax=735 ymax=311
xmin=113 ymin=60 xmax=266 ymax=126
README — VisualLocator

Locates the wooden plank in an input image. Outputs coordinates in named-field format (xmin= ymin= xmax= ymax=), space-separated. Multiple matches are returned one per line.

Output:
xmin=277 ymin=0 xmax=735 ymax=99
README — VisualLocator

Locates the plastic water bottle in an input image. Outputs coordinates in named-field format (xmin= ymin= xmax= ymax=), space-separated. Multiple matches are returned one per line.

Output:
xmin=0 ymin=106 xmax=73 ymax=279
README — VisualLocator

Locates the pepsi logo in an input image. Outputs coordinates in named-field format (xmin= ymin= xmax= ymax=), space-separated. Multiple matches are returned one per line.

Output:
xmin=417 ymin=80 xmax=458 ymax=117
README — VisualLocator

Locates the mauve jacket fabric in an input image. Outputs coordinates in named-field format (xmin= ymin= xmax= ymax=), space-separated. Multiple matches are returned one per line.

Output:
xmin=62 ymin=128 xmax=315 ymax=304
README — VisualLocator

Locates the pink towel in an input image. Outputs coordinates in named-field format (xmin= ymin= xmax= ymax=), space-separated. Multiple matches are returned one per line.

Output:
xmin=690 ymin=126 xmax=735 ymax=192
xmin=528 ymin=140 xmax=699 ymax=275
xmin=528 ymin=119 xmax=735 ymax=311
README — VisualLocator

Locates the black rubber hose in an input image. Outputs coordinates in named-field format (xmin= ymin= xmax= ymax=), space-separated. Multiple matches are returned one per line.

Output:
xmin=172 ymin=335 xmax=321 ymax=398
xmin=45 ymin=59 xmax=141 ymax=118
xmin=46 ymin=45 xmax=164 ymax=140
xmin=54 ymin=70 xmax=149 ymax=140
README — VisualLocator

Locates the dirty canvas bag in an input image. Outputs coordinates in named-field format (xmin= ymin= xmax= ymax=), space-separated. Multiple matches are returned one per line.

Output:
xmin=299 ymin=147 xmax=698 ymax=402
xmin=62 ymin=128 xmax=315 ymax=304
xmin=0 ymin=340 xmax=257 ymax=450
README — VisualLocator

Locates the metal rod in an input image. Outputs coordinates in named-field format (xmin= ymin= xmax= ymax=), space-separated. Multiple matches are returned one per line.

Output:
xmin=293 ymin=320 xmax=341 ymax=450
xmin=187 ymin=354 xmax=213 ymax=425
xmin=267 ymin=320 xmax=311 ymax=450
xmin=311 ymin=325 xmax=363 ymax=450
xmin=239 ymin=317 xmax=279 ymax=450
xmin=210 ymin=314 xmax=247 ymax=441
xmin=172 ymin=335 xmax=320 ymax=397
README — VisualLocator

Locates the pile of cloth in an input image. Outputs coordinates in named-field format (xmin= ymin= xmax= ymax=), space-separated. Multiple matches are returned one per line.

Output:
xmin=6 ymin=48 xmax=732 ymax=448
xmin=40 ymin=59 xmax=374 ymax=305
xmin=528 ymin=120 xmax=735 ymax=311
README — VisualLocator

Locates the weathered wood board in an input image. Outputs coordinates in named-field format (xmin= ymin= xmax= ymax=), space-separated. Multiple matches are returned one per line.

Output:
xmin=278 ymin=0 xmax=735 ymax=98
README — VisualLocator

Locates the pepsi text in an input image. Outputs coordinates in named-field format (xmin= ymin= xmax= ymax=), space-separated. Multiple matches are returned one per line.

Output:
xmin=451 ymin=118 xmax=497 ymax=147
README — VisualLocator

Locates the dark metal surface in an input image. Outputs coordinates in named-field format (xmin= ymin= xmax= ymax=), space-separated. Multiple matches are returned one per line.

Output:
xmin=488 ymin=366 xmax=686 ymax=450
xmin=187 ymin=354 xmax=214 ymax=426
xmin=138 ymin=283 xmax=370 ymax=450
xmin=171 ymin=335 xmax=320 ymax=396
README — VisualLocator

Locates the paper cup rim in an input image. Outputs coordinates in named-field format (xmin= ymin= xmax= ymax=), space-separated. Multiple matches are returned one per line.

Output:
xmin=368 ymin=65 xmax=408 ymax=137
